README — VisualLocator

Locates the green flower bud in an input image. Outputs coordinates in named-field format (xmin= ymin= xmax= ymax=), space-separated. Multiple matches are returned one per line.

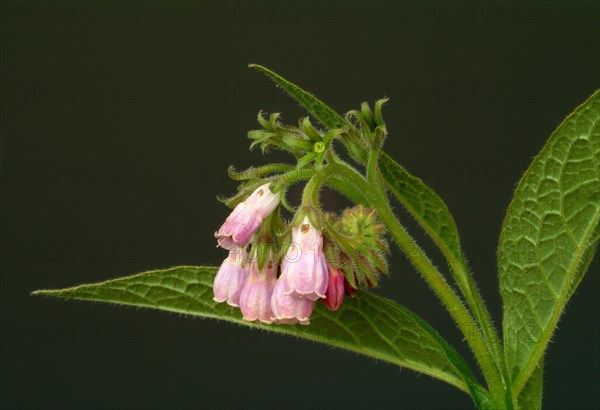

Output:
xmin=325 ymin=205 xmax=389 ymax=289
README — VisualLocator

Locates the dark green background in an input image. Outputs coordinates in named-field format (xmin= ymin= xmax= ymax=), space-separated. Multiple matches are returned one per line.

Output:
xmin=1 ymin=1 xmax=598 ymax=409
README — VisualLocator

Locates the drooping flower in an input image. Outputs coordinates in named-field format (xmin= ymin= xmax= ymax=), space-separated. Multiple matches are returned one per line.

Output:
xmin=322 ymin=265 xmax=345 ymax=311
xmin=212 ymin=247 xmax=248 ymax=307
xmin=215 ymin=183 xmax=280 ymax=250
xmin=271 ymin=274 xmax=315 ymax=325
xmin=239 ymin=252 xmax=277 ymax=324
xmin=281 ymin=215 xmax=328 ymax=301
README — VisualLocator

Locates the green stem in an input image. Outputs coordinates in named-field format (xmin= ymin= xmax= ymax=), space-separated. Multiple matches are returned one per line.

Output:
xmin=327 ymin=161 xmax=506 ymax=405
xmin=270 ymin=168 xmax=316 ymax=192
xmin=458 ymin=261 xmax=511 ymax=393
xmin=300 ymin=172 xmax=323 ymax=212
xmin=227 ymin=163 xmax=296 ymax=181
xmin=366 ymin=142 xmax=387 ymax=200
xmin=378 ymin=153 xmax=509 ymax=398
xmin=323 ymin=175 xmax=371 ymax=206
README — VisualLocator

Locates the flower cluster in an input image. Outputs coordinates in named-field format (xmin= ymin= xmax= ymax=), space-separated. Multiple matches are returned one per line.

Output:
xmin=212 ymin=101 xmax=390 ymax=326
xmin=213 ymin=183 xmax=356 ymax=325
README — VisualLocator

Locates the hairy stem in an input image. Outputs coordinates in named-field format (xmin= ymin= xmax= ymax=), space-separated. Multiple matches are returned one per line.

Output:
xmin=326 ymin=161 xmax=506 ymax=405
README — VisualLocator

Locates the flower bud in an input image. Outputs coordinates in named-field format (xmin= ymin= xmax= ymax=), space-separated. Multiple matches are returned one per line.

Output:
xmin=344 ymin=276 xmax=358 ymax=298
xmin=322 ymin=265 xmax=345 ymax=311
xmin=332 ymin=205 xmax=389 ymax=289
xmin=215 ymin=183 xmax=280 ymax=250
xmin=213 ymin=247 xmax=248 ymax=307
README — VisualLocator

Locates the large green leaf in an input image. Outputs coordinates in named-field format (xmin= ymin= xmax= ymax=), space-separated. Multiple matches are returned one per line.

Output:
xmin=499 ymin=90 xmax=600 ymax=395
xmin=33 ymin=265 xmax=489 ymax=404
xmin=514 ymin=209 xmax=598 ymax=408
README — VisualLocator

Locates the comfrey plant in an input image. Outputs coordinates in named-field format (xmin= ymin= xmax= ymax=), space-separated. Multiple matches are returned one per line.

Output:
xmin=34 ymin=65 xmax=599 ymax=409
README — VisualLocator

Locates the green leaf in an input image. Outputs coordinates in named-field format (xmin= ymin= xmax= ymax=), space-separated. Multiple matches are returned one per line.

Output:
xmin=567 ymin=224 xmax=599 ymax=299
xmin=514 ymin=214 xmax=597 ymax=407
xmin=249 ymin=64 xmax=346 ymax=129
xmin=324 ymin=174 xmax=371 ymax=206
xmin=499 ymin=90 xmax=600 ymax=396
xmin=33 ymin=265 xmax=489 ymax=405
xmin=517 ymin=360 xmax=544 ymax=410
xmin=377 ymin=154 xmax=507 ymax=376
xmin=379 ymin=152 xmax=469 ymax=289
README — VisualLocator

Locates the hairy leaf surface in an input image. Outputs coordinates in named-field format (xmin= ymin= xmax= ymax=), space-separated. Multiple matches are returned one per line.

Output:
xmin=34 ymin=265 xmax=488 ymax=402
xmin=499 ymin=90 xmax=600 ymax=394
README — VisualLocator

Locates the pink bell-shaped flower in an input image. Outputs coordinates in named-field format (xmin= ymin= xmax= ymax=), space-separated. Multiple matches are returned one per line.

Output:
xmin=239 ymin=252 xmax=277 ymax=324
xmin=213 ymin=247 xmax=248 ymax=307
xmin=271 ymin=274 xmax=315 ymax=325
xmin=215 ymin=183 xmax=280 ymax=250
xmin=281 ymin=216 xmax=328 ymax=300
